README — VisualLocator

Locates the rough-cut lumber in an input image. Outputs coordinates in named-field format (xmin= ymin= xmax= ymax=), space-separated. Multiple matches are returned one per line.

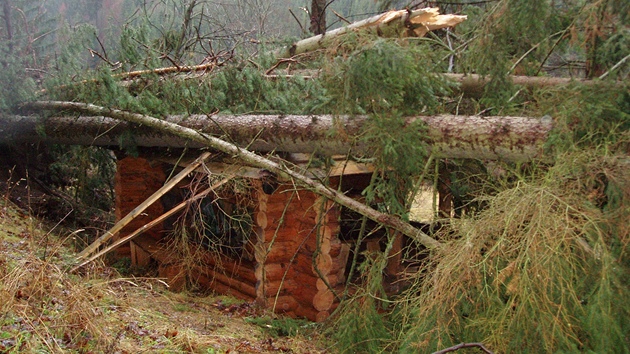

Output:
xmin=75 ymin=151 xmax=211 ymax=260
xmin=2 ymin=113 xmax=552 ymax=162
xmin=22 ymin=101 xmax=443 ymax=249
xmin=72 ymin=177 xmax=232 ymax=270
xmin=275 ymin=7 xmax=466 ymax=58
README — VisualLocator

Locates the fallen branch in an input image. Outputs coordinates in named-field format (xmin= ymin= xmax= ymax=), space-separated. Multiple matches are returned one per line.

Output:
xmin=26 ymin=100 xmax=442 ymax=250
xmin=75 ymin=151 xmax=211 ymax=260
xmin=72 ymin=176 xmax=233 ymax=271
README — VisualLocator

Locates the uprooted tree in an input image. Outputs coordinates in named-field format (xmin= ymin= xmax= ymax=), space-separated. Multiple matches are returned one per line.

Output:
xmin=1 ymin=1 xmax=629 ymax=353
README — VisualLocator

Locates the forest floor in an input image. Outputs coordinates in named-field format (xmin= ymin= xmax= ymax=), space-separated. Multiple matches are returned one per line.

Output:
xmin=0 ymin=191 xmax=331 ymax=353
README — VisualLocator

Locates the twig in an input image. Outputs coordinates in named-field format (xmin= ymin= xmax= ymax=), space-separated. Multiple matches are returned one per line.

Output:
xmin=89 ymin=48 xmax=121 ymax=67
xmin=265 ymin=58 xmax=298 ymax=75
xmin=432 ymin=342 xmax=494 ymax=354
xmin=288 ymin=8 xmax=307 ymax=35
xmin=508 ymin=30 xmax=565 ymax=75
xmin=332 ymin=9 xmax=351 ymax=24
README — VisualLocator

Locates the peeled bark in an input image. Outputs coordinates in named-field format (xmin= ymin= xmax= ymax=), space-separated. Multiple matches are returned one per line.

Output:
xmin=1 ymin=113 xmax=552 ymax=162
xmin=23 ymin=100 xmax=443 ymax=250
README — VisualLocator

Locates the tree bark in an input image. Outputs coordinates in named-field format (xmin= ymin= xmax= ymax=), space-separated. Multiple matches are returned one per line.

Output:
xmin=1 ymin=113 xmax=552 ymax=162
xmin=310 ymin=0 xmax=327 ymax=35
xmin=23 ymin=100 xmax=443 ymax=250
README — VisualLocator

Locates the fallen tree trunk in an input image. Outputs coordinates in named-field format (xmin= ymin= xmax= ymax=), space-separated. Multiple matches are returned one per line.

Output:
xmin=1 ymin=113 xmax=552 ymax=162
xmin=275 ymin=7 xmax=466 ymax=58
xmin=444 ymin=73 xmax=612 ymax=98
xmin=24 ymin=100 xmax=443 ymax=250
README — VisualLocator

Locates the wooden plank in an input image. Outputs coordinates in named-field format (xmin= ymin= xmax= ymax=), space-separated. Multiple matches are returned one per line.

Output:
xmin=76 ymin=152 xmax=211 ymax=260
xmin=72 ymin=175 xmax=231 ymax=270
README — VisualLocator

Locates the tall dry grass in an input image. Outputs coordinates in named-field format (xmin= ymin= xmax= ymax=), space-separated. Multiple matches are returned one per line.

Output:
xmin=394 ymin=150 xmax=629 ymax=353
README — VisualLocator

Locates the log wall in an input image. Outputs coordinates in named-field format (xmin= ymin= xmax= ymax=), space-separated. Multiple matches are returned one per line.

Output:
xmin=253 ymin=184 xmax=349 ymax=321
xmin=114 ymin=157 xmax=166 ymax=258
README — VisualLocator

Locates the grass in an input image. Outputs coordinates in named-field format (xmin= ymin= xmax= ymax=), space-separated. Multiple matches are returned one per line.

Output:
xmin=0 ymin=197 xmax=328 ymax=353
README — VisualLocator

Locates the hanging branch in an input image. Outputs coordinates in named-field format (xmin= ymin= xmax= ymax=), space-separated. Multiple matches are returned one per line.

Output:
xmin=25 ymin=100 xmax=442 ymax=250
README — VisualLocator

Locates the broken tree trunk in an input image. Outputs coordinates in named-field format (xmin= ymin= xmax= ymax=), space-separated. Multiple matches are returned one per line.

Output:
xmin=1 ymin=113 xmax=552 ymax=162
xmin=24 ymin=100 xmax=442 ymax=250
xmin=275 ymin=7 xmax=466 ymax=58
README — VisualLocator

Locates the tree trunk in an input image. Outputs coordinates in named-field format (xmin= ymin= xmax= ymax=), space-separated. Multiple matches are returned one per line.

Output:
xmin=2 ymin=113 xmax=552 ymax=162
xmin=2 ymin=0 xmax=12 ymax=52
xmin=22 ymin=100 xmax=443 ymax=250
xmin=444 ymin=73 xmax=610 ymax=98
xmin=310 ymin=0 xmax=327 ymax=35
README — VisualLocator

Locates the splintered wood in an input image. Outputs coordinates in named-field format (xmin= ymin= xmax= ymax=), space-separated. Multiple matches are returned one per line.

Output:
xmin=275 ymin=7 xmax=467 ymax=58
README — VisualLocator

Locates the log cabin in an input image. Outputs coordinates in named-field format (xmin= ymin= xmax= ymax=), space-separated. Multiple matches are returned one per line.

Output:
xmin=112 ymin=149 xmax=397 ymax=322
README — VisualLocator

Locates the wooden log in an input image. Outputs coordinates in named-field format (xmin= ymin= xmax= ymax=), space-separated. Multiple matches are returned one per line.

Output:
xmin=294 ymin=304 xmax=321 ymax=322
xmin=256 ymin=211 xmax=268 ymax=229
xmin=268 ymin=295 xmax=299 ymax=313
xmin=263 ymin=278 xmax=297 ymax=297
xmin=314 ymin=253 xmax=333 ymax=276
xmin=291 ymin=275 xmax=318 ymax=305
xmin=5 ymin=112 xmax=553 ymax=162
xmin=254 ymin=240 xmax=301 ymax=264
xmin=444 ymin=73 xmax=612 ymax=98
xmin=313 ymin=289 xmax=335 ymax=311
xmin=199 ymin=266 xmax=258 ymax=299
xmin=316 ymin=274 xmax=342 ymax=291
xmin=197 ymin=273 xmax=256 ymax=302
xmin=255 ymin=263 xmax=291 ymax=281
xmin=205 ymin=255 xmax=257 ymax=284
xmin=315 ymin=311 xmax=330 ymax=322
xmin=286 ymin=251 xmax=317 ymax=276
xmin=158 ymin=263 xmax=186 ymax=292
